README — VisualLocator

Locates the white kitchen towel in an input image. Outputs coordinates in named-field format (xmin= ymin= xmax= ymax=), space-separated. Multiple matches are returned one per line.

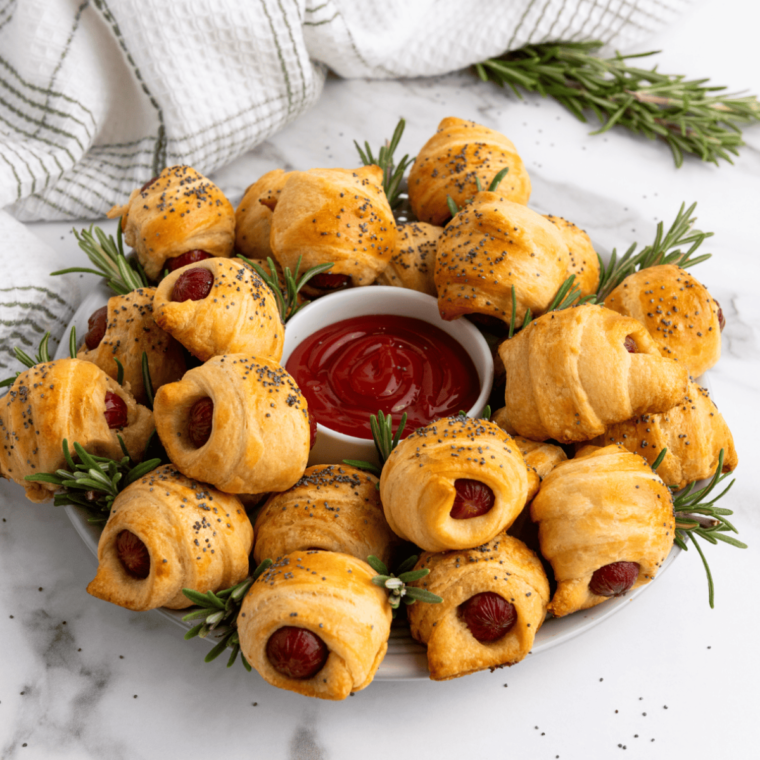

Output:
xmin=0 ymin=211 xmax=79 ymax=375
xmin=0 ymin=0 xmax=690 ymax=371
xmin=0 ymin=0 xmax=690 ymax=223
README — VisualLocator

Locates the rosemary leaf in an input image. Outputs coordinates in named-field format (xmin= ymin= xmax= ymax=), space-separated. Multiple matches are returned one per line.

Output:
xmin=477 ymin=41 xmax=759 ymax=167
xmin=354 ymin=118 xmax=414 ymax=208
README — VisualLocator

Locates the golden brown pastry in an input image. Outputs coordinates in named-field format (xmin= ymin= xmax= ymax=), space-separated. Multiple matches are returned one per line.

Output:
xmin=493 ymin=408 xmax=568 ymax=500
xmin=435 ymin=193 xmax=569 ymax=326
xmin=153 ymin=257 xmax=284 ymax=363
xmin=266 ymin=166 xmax=396 ymax=287
xmin=379 ymin=416 xmax=529 ymax=552
xmin=543 ymin=214 xmax=600 ymax=297
xmin=498 ymin=304 xmax=689 ymax=443
xmin=0 ymin=359 xmax=153 ymax=502
xmin=238 ymin=551 xmax=391 ymax=700
xmin=408 ymin=534 xmax=549 ymax=680
xmin=376 ymin=222 xmax=441 ymax=296
xmin=531 ymin=444 xmax=675 ymax=617
xmin=590 ymin=379 xmax=738 ymax=489
xmin=235 ymin=169 xmax=293 ymax=260
xmin=77 ymin=288 xmax=186 ymax=404
xmin=107 ymin=165 xmax=235 ymax=280
xmin=604 ymin=264 xmax=722 ymax=378
xmin=87 ymin=465 xmax=253 ymax=611
xmin=408 ymin=117 xmax=531 ymax=225
xmin=253 ymin=465 xmax=397 ymax=567
xmin=154 ymin=354 xmax=309 ymax=494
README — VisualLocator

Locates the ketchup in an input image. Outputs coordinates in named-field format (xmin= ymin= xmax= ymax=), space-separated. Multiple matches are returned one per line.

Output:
xmin=286 ymin=315 xmax=480 ymax=440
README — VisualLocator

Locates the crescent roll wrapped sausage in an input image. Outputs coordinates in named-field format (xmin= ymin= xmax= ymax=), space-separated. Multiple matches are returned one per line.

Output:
xmin=590 ymin=379 xmax=738 ymax=489
xmin=235 ymin=169 xmax=293 ymax=260
xmin=78 ymin=288 xmax=185 ymax=404
xmin=238 ymin=551 xmax=391 ymax=700
xmin=498 ymin=304 xmax=689 ymax=443
xmin=531 ymin=445 xmax=675 ymax=617
xmin=154 ymin=355 xmax=309 ymax=494
xmin=153 ymin=257 xmax=284 ymax=363
xmin=543 ymin=214 xmax=600 ymax=297
xmin=376 ymin=222 xmax=441 ymax=296
xmin=408 ymin=534 xmax=549 ymax=680
xmin=253 ymin=465 xmax=397 ymax=567
xmin=604 ymin=264 xmax=722 ymax=378
xmin=408 ymin=117 xmax=531 ymax=225
xmin=107 ymin=165 xmax=235 ymax=280
xmin=435 ymin=193 xmax=569 ymax=326
xmin=379 ymin=417 xmax=529 ymax=552
xmin=266 ymin=166 xmax=396 ymax=288
xmin=0 ymin=359 xmax=153 ymax=502
xmin=86 ymin=465 xmax=253 ymax=611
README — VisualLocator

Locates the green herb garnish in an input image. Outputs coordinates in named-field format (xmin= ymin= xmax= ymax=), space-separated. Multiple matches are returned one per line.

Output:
xmin=596 ymin=201 xmax=712 ymax=302
xmin=354 ymin=118 xmax=413 ymax=208
xmin=53 ymin=223 xmax=149 ymax=294
xmin=344 ymin=410 xmax=408 ymax=477
xmin=476 ymin=41 xmax=760 ymax=167
xmin=181 ymin=558 xmax=273 ymax=670
xmin=24 ymin=438 xmax=161 ymax=525
xmin=366 ymin=555 xmax=442 ymax=617
xmin=239 ymin=254 xmax=335 ymax=323
xmin=672 ymin=450 xmax=746 ymax=608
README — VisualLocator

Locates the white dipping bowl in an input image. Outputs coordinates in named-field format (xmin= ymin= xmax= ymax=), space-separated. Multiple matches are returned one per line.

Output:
xmin=281 ymin=286 xmax=494 ymax=467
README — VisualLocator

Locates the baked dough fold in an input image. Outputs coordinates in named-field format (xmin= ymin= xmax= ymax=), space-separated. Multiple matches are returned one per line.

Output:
xmin=238 ymin=551 xmax=391 ymax=700
xmin=253 ymin=465 xmax=397 ymax=566
xmin=267 ymin=166 xmax=396 ymax=286
xmin=408 ymin=534 xmax=549 ymax=680
xmin=498 ymin=304 xmax=689 ymax=442
xmin=379 ymin=417 xmax=529 ymax=552
xmin=491 ymin=408 xmax=568 ymax=501
xmin=376 ymin=222 xmax=441 ymax=296
xmin=543 ymin=214 xmax=600 ymax=297
xmin=435 ymin=193 xmax=569 ymax=325
xmin=86 ymin=465 xmax=253 ymax=611
xmin=531 ymin=444 xmax=675 ymax=617
xmin=0 ymin=359 xmax=152 ymax=502
xmin=590 ymin=379 xmax=737 ymax=489
xmin=604 ymin=264 xmax=721 ymax=378
xmin=235 ymin=169 xmax=293 ymax=260
xmin=408 ymin=117 xmax=531 ymax=225
xmin=107 ymin=165 xmax=235 ymax=280
xmin=77 ymin=288 xmax=185 ymax=404
xmin=154 ymin=355 xmax=309 ymax=494
xmin=153 ymin=257 xmax=284 ymax=362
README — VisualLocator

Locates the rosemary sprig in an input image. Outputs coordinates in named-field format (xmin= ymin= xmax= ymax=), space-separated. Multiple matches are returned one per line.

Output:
xmin=458 ymin=405 xmax=492 ymax=420
xmin=182 ymin=558 xmax=273 ymax=670
xmin=354 ymin=118 xmax=413 ymax=208
xmin=343 ymin=410 xmax=408 ymax=476
xmin=238 ymin=254 xmax=334 ymax=323
xmin=24 ymin=439 xmax=162 ymax=524
xmin=596 ymin=201 xmax=712 ymax=302
xmin=141 ymin=351 xmax=154 ymax=410
xmin=366 ymin=555 xmax=442 ymax=617
xmin=503 ymin=274 xmax=596 ymax=338
xmin=671 ymin=449 xmax=746 ymax=608
xmin=0 ymin=327 xmax=79 ymax=388
xmin=52 ymin=223 xmax=149 ymax=294
xmin=476 ymin=41 xmax=760 ymax=167
xmin=445 ymin=167 xmax=511 ymax=218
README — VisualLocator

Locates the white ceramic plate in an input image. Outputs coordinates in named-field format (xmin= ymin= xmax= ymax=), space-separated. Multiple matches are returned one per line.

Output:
xmin=56 ymin=283 xmax=691 ymax=679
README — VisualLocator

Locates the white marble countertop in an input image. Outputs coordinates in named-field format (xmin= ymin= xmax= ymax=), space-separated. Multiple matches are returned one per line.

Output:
xmin=1 ymin=0 xmax=759 ymax=757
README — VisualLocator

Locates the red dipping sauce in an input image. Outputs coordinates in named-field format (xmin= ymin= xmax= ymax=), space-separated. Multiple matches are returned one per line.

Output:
xmin=286 ymin=315 xmax=480 ymax=440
